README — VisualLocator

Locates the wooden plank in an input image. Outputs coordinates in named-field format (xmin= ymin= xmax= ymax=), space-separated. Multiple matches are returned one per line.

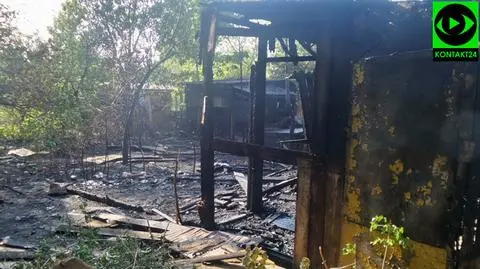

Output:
xmin=217 ymin=213 xmax=251 ymax=226
xmin=173 ymin=251 xmax=246 ymax=266
xmin=200 ymin=9 xmax=217 ymax=230
xmin=213 ymin=139 xmax=312 ymax=165
xmin=93 ymin=214 xmax=253 ymax=246
xmin=84 ymin=154 xmax=174 ymax=165
xmin=263 ymin=178 xmax=297 ymax=197
xmin=57 ymin=226 xmax=166 ymax=241
xmin=67 ymin=212 xmax=117 ymax=228
xmin=151 ymin=208 xmax=177 ymax=223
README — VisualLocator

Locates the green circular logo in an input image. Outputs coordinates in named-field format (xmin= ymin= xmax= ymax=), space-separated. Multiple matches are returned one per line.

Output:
xmin=434 ymin=3 xmax=477 ymax=46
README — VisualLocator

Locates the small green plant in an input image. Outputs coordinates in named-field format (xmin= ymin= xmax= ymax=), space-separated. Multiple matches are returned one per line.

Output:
xmin=242 ymin=245 xmax=269 ymax=269
xmin=342 ymin=243 xmax=357 ymax=256
xmin=339 ymin=215 xmax=410 ymax=269
xmin=369 ymin=215 xmax=410 ymax=269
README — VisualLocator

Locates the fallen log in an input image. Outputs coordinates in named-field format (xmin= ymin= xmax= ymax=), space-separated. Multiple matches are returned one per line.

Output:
xmin=263 ymin=178 xmax=297 ymax=197
xmin=66 ymin=187 xmax=145 ymax=212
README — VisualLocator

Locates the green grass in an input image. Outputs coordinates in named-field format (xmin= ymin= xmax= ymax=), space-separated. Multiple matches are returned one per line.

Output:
xmin=12 ymin=228 xmax=175 ymax=269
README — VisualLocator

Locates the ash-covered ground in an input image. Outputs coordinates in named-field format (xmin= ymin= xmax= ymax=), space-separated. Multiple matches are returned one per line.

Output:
xmin=0 ymin=135 xmax=297 ymax=259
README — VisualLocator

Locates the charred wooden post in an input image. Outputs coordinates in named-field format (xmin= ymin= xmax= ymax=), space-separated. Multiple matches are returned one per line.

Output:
xmin=294 ymin=158 xmax=325 ymax=268
xmin=322 ymin=3 xmax=353 ymax=265
xmin=247 ymin=37 xmax=268 ymax=214
xmin=294 ymin=2 xmax=353 ymax=267
xmin=199 ymin=9 xmax=217 ymax=230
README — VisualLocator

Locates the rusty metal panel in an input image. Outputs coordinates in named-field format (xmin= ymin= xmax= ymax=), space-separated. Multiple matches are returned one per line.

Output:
xmin=346 ymin=50 xmax=475 ymax=247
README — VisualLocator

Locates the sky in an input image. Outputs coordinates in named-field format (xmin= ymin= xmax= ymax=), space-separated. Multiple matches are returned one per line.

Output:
xmin=2 ymin=0 xmax=64 ymax=39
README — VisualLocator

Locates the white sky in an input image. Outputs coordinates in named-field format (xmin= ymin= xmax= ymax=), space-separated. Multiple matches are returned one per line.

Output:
xmin=1 ymin=0 xmax=64 ymax=39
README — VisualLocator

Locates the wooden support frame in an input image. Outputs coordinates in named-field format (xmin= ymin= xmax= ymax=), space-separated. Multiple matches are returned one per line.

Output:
xmin=200 ymin=1 xmax=354 ymax=266
xmin=199 ymin=9 xmax=217 ymax=230
xmin=293 ymin=2 xmax=353 ymax=267
xmin=247 ymin=37 xmax=268 ymax=214
xmin=213 ymin=139 xmax=312 ymax=165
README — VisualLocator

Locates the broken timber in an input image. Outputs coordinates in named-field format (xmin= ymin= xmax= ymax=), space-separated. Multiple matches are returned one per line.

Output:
xmin=78 ymin=213 xmax=258 ymax=260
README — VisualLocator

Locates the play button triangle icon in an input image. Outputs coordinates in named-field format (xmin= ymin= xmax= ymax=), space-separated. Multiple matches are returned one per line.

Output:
xmin=449 ymin=17 xmax=460 ymax=30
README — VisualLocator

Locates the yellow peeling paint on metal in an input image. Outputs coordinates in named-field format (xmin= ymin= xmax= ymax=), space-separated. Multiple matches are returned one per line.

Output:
xmin=389 ymin=159 xmax=404 ymax=176
xmin=345 ymin=187 xmax=362 ymax=223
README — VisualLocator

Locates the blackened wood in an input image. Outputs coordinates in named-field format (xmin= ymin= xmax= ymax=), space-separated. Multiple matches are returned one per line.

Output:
xmin=66 ymin=187 xmax=145 ymax=212
xmin=322 ymin=2 xmax=353 ymax=265
xmin=199 ymin=9 xmax=217 ymax=230
xmin=247 ymin=37 xmax=267 ymax=214
xmin=263 ymin=177 xmax=297 ymax=197
xmin=213 ymin=138 xmax=312 ymax=164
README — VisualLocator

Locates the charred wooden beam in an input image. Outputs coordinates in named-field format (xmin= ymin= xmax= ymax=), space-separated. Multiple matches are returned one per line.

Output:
xmin=294 ymin=159 xmax=325 ymax=268
xmin=217 ymin=13 xmax=266 ymax=31
xmin=266 ymin=56 xmax=315 ymax=63
xmin=293 ymin=2 xmax=353 ymax=268
xmin=216 ymin=27 xmax=318 ymax=42
xmin=248 ymin=37 xmax=267 ymax=214
xmin=288 ymin=38 xmax=298 ymax=66
xmin=199 ymin=9 xmax=217 ymax=230
xmin=322 ymin=2 xmax=353 ymax=266
xmin=212 ymin=139 xmax=312 ymax=164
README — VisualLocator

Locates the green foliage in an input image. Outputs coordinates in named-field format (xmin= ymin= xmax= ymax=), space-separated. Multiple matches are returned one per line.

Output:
xmin=12 ymin=229 xmax=173 ymax=269
xmin=0 ymin=0 xmax=199 ymax=150
xmin=242 ymin=245 xmax=269 ymax=269
xmin=342 ymin=243 xmax=357 ymax=256
xmin=369 ymin=215 xmax=410 ymax=250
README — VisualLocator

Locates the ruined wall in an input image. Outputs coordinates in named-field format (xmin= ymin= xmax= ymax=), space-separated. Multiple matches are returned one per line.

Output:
xmin=339 ymin=51 xmax=476 ymax=268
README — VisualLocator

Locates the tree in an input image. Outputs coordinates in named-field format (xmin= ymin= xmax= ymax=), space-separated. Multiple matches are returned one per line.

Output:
xmin=67 ymin=0 xmax=198 ymax=163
